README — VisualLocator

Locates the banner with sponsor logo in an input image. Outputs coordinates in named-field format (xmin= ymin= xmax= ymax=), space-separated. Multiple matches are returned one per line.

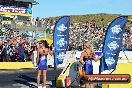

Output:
xmin=53 ymin=16 xmax=70 ymax=67
xmin=99 ymin=16 xmax=128 ymax=73
xmin=0 ymin=5 xmax=32 ymax=16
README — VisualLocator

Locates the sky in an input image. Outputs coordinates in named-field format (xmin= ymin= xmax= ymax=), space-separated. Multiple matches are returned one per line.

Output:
xmin=32 ymin=0 xmax=132 ymax=18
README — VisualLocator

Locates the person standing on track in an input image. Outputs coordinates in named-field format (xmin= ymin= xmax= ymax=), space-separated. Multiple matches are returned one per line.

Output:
xmin=36 ymin=40 xmax=53 ymax=88
xmin=79 ymin=43 xmax=103 ymax=88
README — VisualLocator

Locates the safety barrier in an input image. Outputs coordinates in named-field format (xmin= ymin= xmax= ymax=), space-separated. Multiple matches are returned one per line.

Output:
xmin=0 ymin=62 xmax=34 ymax=69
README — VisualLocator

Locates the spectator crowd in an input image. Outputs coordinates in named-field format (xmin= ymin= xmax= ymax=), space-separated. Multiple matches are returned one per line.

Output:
xmin=31 ymin=17 xmax=132 ymax=51
xmin=0 ymin=17 xmax=132 ymax=62
xmin=68 ymin=20 xmax=132 ymax=51
xmin=0 ymin=29 xmax=37 ymax=62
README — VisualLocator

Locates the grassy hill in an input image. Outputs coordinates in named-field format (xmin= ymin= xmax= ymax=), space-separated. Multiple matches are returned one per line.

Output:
xmin=46 ymin=13 xmax=132 ymax=26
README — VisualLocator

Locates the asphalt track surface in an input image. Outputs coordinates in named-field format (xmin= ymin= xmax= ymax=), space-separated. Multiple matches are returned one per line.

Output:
xmin=0 ymin=68 xmax=62 ymax=88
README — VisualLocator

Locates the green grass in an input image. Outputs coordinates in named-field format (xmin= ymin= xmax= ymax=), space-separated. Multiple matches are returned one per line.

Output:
xmin=45 ymin=13 xmax=132 ymax=26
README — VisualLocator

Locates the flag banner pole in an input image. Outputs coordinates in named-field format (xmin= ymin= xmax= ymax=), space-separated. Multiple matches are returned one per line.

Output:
xmin=53 ymin=16 xmax=70 ymax=70
xmin=99 ymin=16 xmax=128 ymax=74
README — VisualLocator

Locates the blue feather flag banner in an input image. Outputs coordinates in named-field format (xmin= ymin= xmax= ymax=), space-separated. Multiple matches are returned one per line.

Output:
xmin=99 ymin=16 xmax=128 ymax=74
xmin=53 ymin=16 xmax=70 ymax=67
